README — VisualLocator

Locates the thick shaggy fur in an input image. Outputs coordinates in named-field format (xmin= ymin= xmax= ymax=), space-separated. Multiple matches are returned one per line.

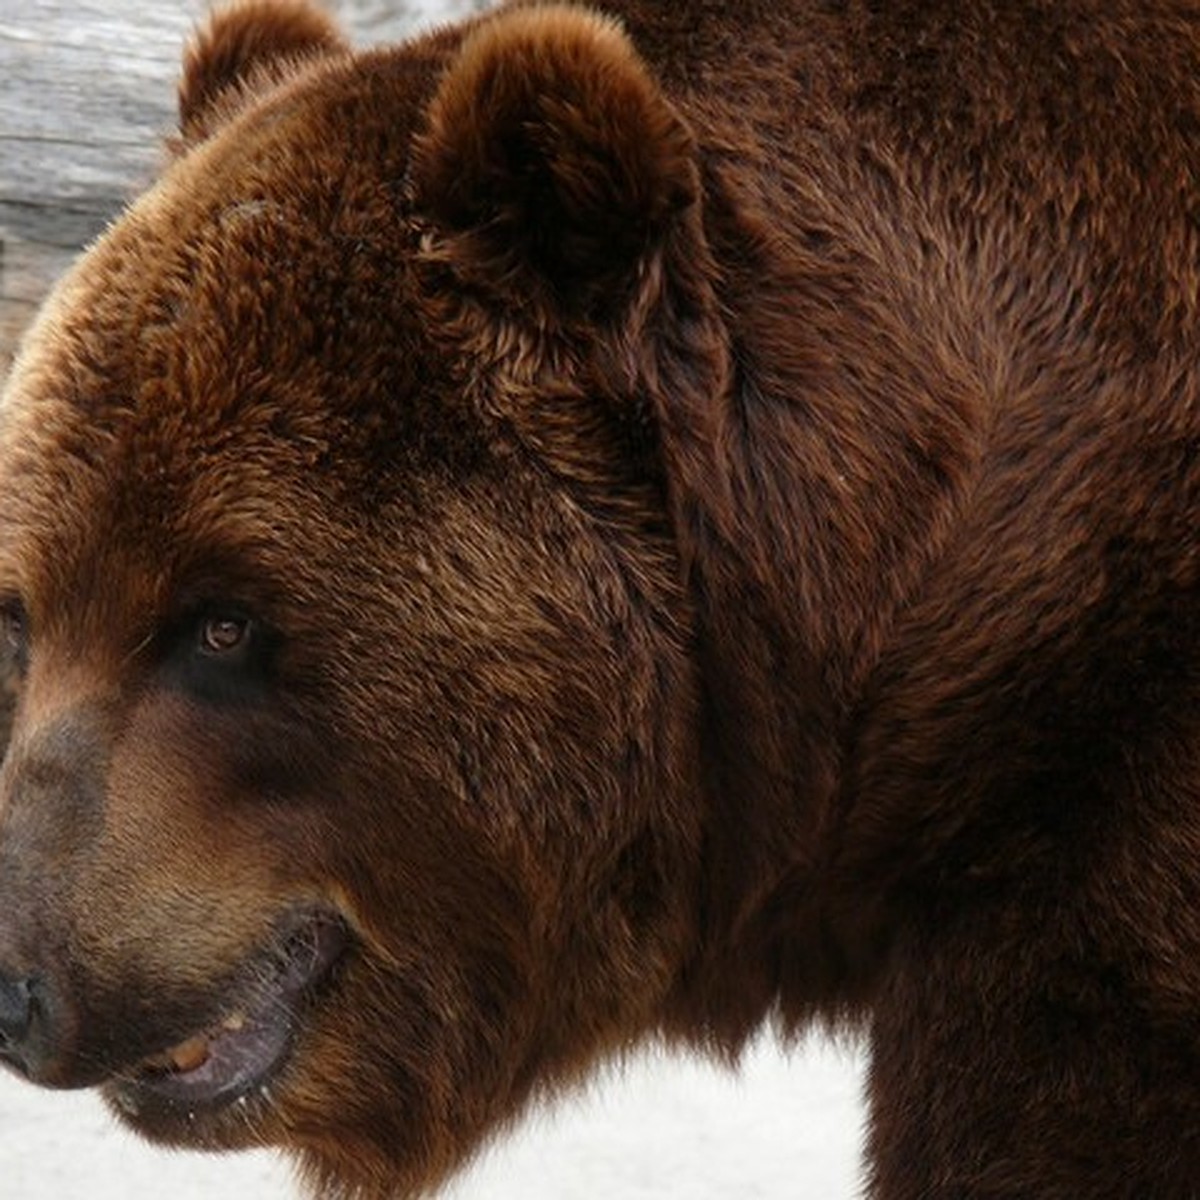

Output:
xmin=2 ymin=1 xmax=1200 ymax=1196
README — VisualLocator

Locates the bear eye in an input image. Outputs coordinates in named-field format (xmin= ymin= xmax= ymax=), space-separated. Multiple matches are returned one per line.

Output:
xmin=165 ymin=608 xmax=273 ymax=706
xmin=0 ymin=601 xmax=28 ymax=670
xmin=198 ymin=614 xmax=251 ymax=657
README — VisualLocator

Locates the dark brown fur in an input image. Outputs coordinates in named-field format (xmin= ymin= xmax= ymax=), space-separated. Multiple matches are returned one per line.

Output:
xmin=3 ymin=1 xmax=1200 ymax=1196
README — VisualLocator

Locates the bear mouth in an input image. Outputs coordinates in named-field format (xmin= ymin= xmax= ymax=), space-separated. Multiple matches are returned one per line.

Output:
xmin=106 ymin=909 xmax=348 ymax=1117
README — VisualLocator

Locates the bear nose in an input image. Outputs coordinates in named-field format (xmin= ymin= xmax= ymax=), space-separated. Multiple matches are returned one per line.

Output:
xmin=0 ymin=973 xmax=34 ymax=1057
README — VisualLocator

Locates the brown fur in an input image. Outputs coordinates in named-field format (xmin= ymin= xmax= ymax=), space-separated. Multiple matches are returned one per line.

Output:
xmin=2 ymin=0 xmax=1200 ymax=1196
xmin=177 ymin=0 xmax=348 ymax=144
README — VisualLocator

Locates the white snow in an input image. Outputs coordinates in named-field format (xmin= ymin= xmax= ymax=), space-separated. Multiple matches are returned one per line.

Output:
xmin=0 ymin=1034 xmax=867 ymax=1198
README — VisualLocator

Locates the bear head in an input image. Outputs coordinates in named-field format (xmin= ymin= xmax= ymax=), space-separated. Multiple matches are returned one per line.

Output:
xmin=0 ymin=1 xmax=729 ymax=1193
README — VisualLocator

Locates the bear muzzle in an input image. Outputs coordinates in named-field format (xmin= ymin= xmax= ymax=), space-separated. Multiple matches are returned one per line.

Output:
xmin=106 ymin=908 xmax=351 ymax=1123
xmin=0 ymin=962 xmax=91 ymax=1088
xmin=0 ymin=973 xmax=35 ymax=1071
xmin=0 ymin=708 xmax=110 ymax=1087
xmin=0 ymin=699 xmax=354 ymax=1115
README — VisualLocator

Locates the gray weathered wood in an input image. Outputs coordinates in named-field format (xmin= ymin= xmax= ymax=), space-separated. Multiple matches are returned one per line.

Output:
xmin=0 ymin=0 xmax=485 ymax=376
xmin=1 ymin=1 xmax=194 ymax=369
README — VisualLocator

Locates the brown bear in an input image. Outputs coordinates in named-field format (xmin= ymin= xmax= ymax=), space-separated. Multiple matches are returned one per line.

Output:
xmin=2 ymin=0 xmax=1200 ymax=1196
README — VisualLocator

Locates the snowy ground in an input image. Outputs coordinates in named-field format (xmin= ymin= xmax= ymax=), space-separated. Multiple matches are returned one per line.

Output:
xmin=0 ymin=1034 xmax=867 ymax=1198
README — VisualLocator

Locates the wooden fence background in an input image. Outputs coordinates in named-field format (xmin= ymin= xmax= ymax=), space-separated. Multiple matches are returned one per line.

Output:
xmin=0 ymin=0 xmax=484 ymax=375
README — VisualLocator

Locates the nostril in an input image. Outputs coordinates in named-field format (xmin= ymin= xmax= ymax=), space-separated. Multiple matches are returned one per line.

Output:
xmin=0 ymin=974 xmax=33 ymax=1048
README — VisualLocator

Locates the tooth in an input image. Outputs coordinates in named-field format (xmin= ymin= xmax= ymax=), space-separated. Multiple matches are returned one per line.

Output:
xmin=221 ymin=1011 xmax=247 ymax=1032
xmin=169 ymin=1035 xmax=211 ymax=1073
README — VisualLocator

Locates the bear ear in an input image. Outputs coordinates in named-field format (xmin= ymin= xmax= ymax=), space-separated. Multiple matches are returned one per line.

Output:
xmin=411 ymin=5 xmax=698 ymax=321
xmin=178 ymin=0 xmax=348 ymax=144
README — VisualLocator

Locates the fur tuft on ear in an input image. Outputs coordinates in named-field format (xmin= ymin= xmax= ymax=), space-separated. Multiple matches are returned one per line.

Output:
xmin=412 ymin=5 xmax=698 ymax=320
xmin=179 ymin=0 xmax=348 ymax=143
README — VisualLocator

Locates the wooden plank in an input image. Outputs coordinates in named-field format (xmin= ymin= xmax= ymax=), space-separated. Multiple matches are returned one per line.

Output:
xmin=1 ymin=1 xmax=193 ymax=371
xmin=0 ymin=0 xmax=487 ymax=376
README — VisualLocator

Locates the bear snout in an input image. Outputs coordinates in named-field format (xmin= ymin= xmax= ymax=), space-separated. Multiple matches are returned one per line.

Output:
xmin=0 ymin=959 xmax=87 ymax=1087
xmin=0 ymin=971 xmax=83 ymax=1089
xmin=0 ymin=708 xmax=114 ymax=1086
xmin=0 ymin=973 xmax=34 ymax=1067
xmin=0 ymin=705 xmax=109 ymax=860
